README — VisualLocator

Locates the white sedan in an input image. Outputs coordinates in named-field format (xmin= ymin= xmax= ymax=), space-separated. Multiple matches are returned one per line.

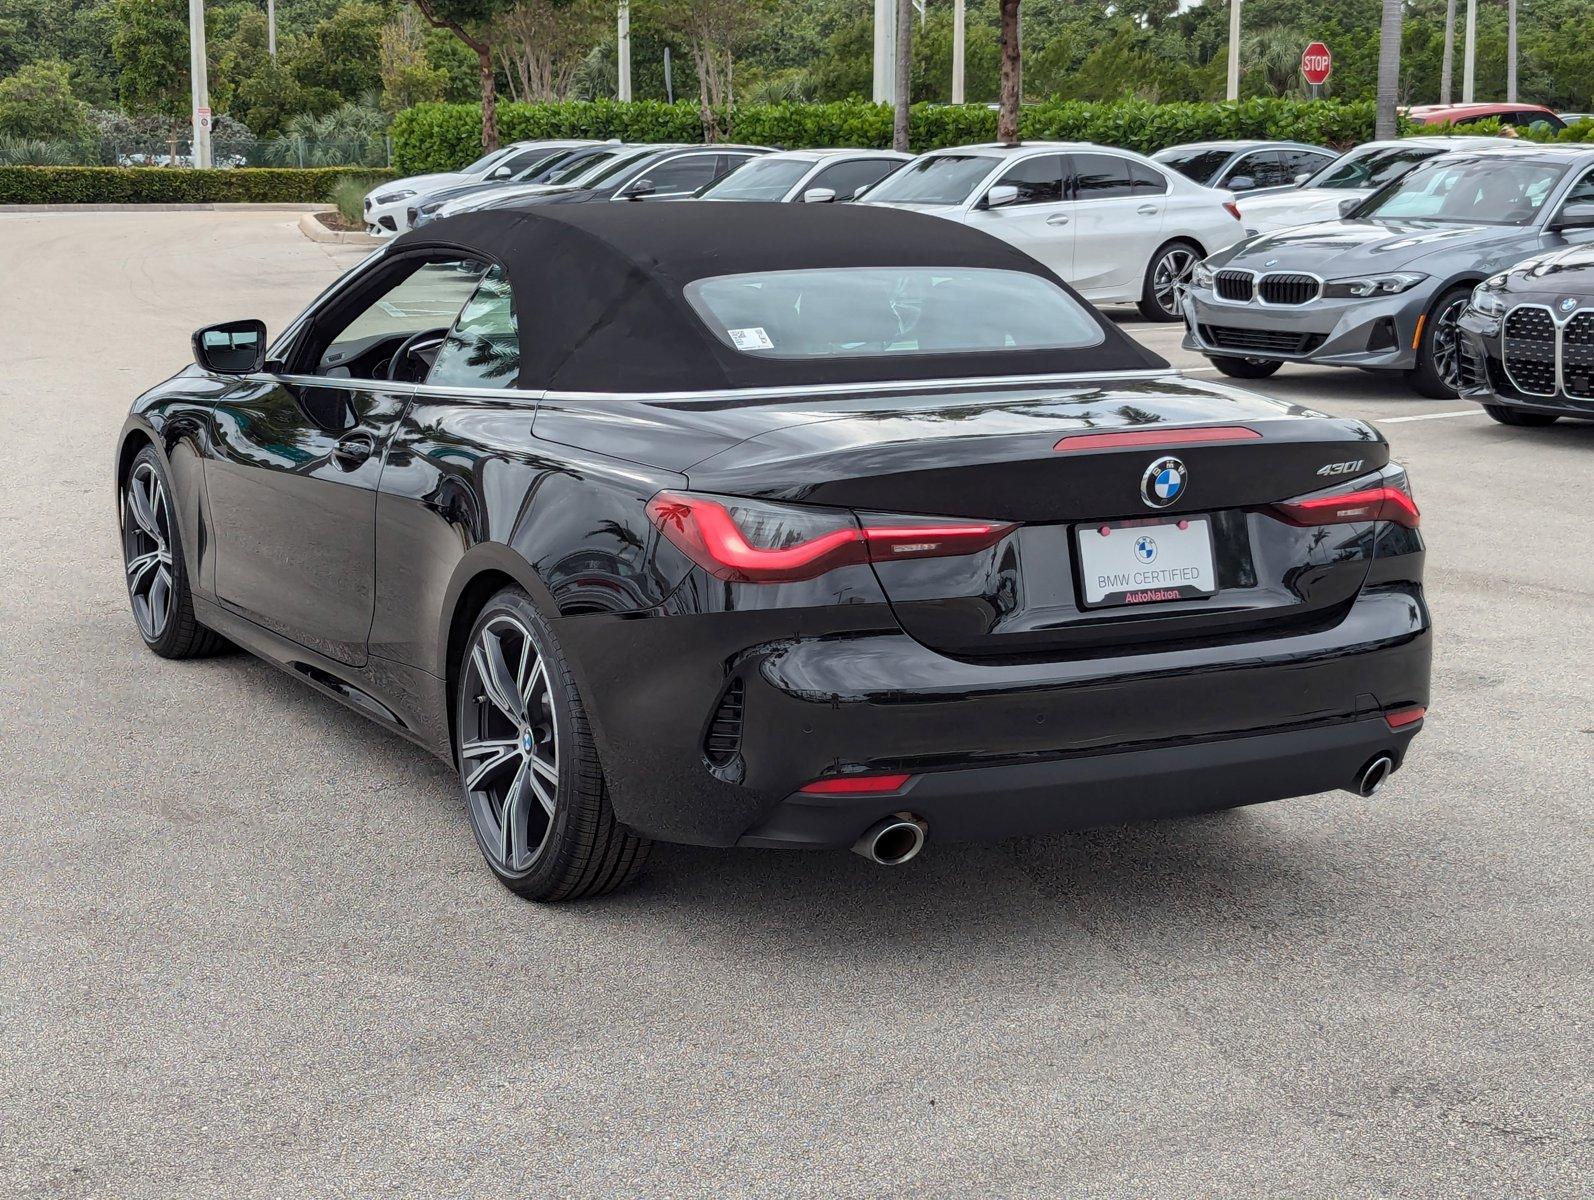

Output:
xmin=861 ymin=141 xmax=1245 ymax=320
xmin=693 ymin=148 xmax=910 ymax=203
xmin=363 ymin=140 xmax=596 ymax=236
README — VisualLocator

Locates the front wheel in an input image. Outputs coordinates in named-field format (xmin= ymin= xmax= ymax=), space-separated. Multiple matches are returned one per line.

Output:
xmin=120 ymin=446 xmax=227 ymax=659
xmin=1138 ymin=240 xmax=1202 ymax=322
xmin=454 ymin=587 xmax=650 ymax=901
xmin=1483 ymin=404 xmax=1559 ymax=427
xmin=1207 ymin=355 xmax=1282 ymax=380
xmin=1405 ymin=285 xmax=1471 ymax=398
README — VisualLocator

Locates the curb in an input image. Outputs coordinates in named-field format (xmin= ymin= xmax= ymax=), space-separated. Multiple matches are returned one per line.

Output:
xmin=297 ymin=209 xmax=383 ymax=245
xmin=0 ymin=202 xmax=334 ymax=212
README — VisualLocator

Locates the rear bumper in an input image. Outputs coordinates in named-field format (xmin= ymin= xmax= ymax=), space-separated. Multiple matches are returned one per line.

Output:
xmin=739 ymin=714 xmax=1421 ymax=849
xmin=556 ymin=585 xmax=1431 ymax=850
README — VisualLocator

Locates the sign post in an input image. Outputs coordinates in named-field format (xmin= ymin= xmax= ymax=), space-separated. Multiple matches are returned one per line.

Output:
xmin=1301 ymin=41 xmax=1333 ymax=95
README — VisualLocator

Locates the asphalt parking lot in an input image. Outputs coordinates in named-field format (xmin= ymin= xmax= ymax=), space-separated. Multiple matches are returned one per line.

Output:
xmin=1 ymin=209 xmax=1589 ymax=1199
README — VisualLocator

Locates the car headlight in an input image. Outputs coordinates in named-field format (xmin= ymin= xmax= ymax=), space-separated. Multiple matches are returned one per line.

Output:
xmin=1470 ymin=274 xmax=1509 ymax=316
xmin=1322 ymin=273 xmax=1427 ymax=299
xmin=1191 ymin=261 xmax=1216 ymax=289
xmin=374 ymin=189 xmax=416 ymax=204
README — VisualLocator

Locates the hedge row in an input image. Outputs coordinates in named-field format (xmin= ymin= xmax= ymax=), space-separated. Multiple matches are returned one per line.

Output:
xmin=391 ymin=97 xmax=1384 ymax=175
xmin=0 ymin=166 xmax=395 ymax=205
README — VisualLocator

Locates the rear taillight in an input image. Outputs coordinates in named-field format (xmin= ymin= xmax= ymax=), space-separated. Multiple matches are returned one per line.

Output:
xmin=1223 ymin=200 xmax=1243 ymax=222
xmin=646 ymin=492 xmax=1014 ymax=584
xmin=1270 ymin=466 xmax=1420 ymax=530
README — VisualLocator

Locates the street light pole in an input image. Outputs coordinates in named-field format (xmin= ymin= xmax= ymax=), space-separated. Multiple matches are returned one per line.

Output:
xmin=873 ymin=0 xmax=896 ymax=105
xmin=188 ymin=0 xmax=212 ymax=168
xmin=1461 ymin=0 xmax=1476 ymax=103
xmin=617 ymin=2 xmax=631 ymax=102
xmin=1226 ymin=0 xmax=1242 ymax=103
xmin=266 ymin=0 xmax=276 ymax=58
xmin=952 ymin=0 xmax=965 ymax=105
xmin=1507 ymin=0 xmax=1518 ymax=103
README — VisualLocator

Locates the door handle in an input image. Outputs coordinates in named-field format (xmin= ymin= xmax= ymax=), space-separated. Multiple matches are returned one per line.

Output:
xmin=330 ymin=432 xmax=376 ymax=471
xmin=1138 ymin=205 xmax=1160 ymax=215
xmin=1046 ymin=214 xmax=1071 ymax=226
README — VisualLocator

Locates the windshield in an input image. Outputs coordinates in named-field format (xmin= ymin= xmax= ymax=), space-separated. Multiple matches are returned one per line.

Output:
xmin=701 ymin=157 xmax=814 ymax=200
xmin=1304 ymin=145 xmax=1442 ymax=191
xmin=510 ymin=148 xmax=579 ymax=183
xmin=863 ymin=155 xmax=996 ymax=206
xmin=542 ymin=147 xmax=636 ymax=186
xmin=1152 ymin=148 xmax=1231 ymax=184
xmin=685 ymin=267 xmax=1105 ymax=359
xmin=574 ymin=148 xmax=659 ymax=189
xmin=463 ymin=147 xmax=513 ymax=174
xmin=1357 ymin=157 xmax=1567 ymax=225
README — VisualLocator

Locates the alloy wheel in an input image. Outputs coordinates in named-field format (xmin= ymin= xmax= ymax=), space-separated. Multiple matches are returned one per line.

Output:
xmin=459 ymin=613 xmax=560 ymax=873
xmin=122 ymin=462 xmax=175 ymax=641
xmin=1152 ymin=247 xmax=1197 ymax=317
xmin=1431 ymin=296 xmax=1467 ymax=391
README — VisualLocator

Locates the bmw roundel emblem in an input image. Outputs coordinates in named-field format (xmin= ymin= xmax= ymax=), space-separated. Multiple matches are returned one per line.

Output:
xmin=1561 ymin=297 xmax=1578 ymax=313
xmin=1141 ymin=456 xmax=1187 ymax=509
xmin=1134 ymin=535 xmax=1158 ymax=563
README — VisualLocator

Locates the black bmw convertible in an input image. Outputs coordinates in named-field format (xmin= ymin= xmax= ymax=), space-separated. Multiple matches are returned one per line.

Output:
xmin=119 ymin=204 xmax=1431 ymax=901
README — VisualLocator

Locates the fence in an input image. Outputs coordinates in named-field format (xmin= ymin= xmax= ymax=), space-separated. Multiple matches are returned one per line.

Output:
xmin=0 ymin=136 xmax=393 ymax=169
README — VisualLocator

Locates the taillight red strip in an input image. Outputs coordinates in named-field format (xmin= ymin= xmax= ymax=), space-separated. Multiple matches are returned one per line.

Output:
xmin=647 ymin=493 xmax=1013 ymax=583
xmin=1385 ymin=705 xmax=1427 ymax=729
xmin=1272 ymin=485 xmax=1421 ymax=529
xmin=799 ymin=773 xmax=913 ymax=795
xmin=1053 ymin=426 xmax=1262 ymax=452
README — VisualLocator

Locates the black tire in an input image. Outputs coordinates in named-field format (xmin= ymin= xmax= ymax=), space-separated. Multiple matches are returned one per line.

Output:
xmin=1137 ymin=239 xmax=1203 ymax=322
xmin=1207 ymin=355 xmax=1283 ymax=379
xmin=454 ymin=586 xmax=650 ymax=902
xmin=1483 ymin=403 xmax=1559 ymax=427
xmin=120 ymin=445 xmax=227 ymax=659
xmin=1405 ymin=285 xmax=1472 ymax=398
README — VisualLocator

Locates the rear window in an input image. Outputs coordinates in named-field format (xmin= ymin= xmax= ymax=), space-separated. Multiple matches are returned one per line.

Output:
xmin=684 ymin=267 xmax=1105 ymax=359
xmin=1306 ymin=145 xmax=1440 ymax=190
xmin=1153 ymin=148 xmax=1231 ymax=184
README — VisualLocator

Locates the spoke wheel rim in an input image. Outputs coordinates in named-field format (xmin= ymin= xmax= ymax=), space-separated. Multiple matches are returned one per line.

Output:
xmin=1432 ymin=297 xmax=1467 ymax=390
xmin=122 ymin=462 xmax=175 ymax=641
xmin=1153 ymin=249 xmax=1195 ymax=315
xmin=459 ymin=613 xmax=560 ymax=874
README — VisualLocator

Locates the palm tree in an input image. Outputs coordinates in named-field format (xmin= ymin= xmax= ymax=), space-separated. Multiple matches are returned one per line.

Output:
xmin=1440 ymin=0 xmax=1456 ymax=104
xmin=1375 ymin=0 xmax=1402 ymax=140
xmin=997 ymin=0 xmax=1021 ymax=144
xmin=1507 ymin=0 xmax=1518 ymax=102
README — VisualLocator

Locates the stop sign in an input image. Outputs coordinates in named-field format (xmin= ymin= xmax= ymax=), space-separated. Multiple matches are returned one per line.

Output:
xmin=1301 ymin=42 xmax=1333 ymax=87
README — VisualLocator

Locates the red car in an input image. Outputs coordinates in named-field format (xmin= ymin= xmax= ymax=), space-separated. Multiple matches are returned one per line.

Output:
xmin=1406 ymin=102 xmax=1566 ymax=131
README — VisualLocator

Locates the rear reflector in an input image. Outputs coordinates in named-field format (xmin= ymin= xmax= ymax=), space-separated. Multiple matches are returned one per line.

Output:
xmin=1384 ymin=705 xmax=1427 ymax=729
xmin=799 ymin=773 xmax=913 ymax=795
xmin=1054 ymin=426 xmax=1262 ymax=452
xmin=1272 ymin=485 xmax=1421 ymax=529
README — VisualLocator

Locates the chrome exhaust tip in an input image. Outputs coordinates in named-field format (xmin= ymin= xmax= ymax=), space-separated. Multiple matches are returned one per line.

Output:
xmin=852 ymin=814 xmax=927 ymax=866
xmin=1351 ymin=754 xmax=1396 ymax=798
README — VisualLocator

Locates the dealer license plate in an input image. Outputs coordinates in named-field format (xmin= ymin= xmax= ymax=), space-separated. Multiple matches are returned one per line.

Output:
xmin=1076 ymin=517 xmax=1217 ymax=607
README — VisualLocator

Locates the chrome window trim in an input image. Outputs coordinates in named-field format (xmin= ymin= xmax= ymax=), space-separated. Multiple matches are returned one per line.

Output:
xmin=239 ymin=367 xmax=1179 ymax=403
xmin=1500 ymin=302 xmax=1561 ymax=398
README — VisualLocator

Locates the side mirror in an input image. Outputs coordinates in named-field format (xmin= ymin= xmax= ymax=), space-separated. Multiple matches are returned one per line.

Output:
xmin=1294 ymin=171 xmax=1312 ymax=185
xmin=622 ymin=178 xmax=657 ymax=200
xmin=1227 ymin=175 xmax=1256 ymax=192
xmin=801 ymin=186 xmax=837 ymax=204
xmin=1338 ymin=196 xmax=1363 ymax=218
xmin=1551 ymin=201 xmax=1594 ymax=231
xmin=193 ymin=320 xmax=267 ymax=375
xmin=983 ymin=183 xmax=1019 ymax=209
xmin=488 ymin=164 xmax=512 ymax=179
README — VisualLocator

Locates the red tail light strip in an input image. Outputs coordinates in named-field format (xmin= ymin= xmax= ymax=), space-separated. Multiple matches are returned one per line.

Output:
xmin=799 ymin=774 xmax=913 ymax=795
xmin=1053 ymin=426 xmax=1262 ymax=452
xmin=1384 ymin=705 xmax=1427 ymax=729
xmin=1272 ymin=485 xmax=1421 ymax=529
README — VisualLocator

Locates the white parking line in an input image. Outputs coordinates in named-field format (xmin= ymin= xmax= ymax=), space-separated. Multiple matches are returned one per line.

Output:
xmin=1375 ymin=409 xmax=1486 ymax=424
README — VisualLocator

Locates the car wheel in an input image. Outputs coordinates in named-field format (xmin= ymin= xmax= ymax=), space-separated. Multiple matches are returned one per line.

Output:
xmin=1405 ymin=286 xmax=1471 ymax=398
xmin=1483 ymin=403 xmax=1559 ymax=427
xmin=1137 ymin=240 xmax=1202 ymax=322
xmin=1207 ymin=355 xmax=1282 ymax=379
xmin=121 ymin=446 xmax=227 ymax=659
xmin=455 ymin=586 xmax=650 ymax=902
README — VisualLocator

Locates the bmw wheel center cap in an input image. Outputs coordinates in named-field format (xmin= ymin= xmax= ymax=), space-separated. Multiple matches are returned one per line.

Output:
xmin=1141 ymin=456 xmax=1187 ymax=509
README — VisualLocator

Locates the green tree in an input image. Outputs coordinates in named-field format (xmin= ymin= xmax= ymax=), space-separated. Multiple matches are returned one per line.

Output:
xmin=0 ymin=59 xmax=92 ymax=141
xmin=294 ymin=1 xmax=389 ymax=112
xmin=112 ymin=0 xmax=189 ymax=126
xmin=410 ymin=0 xmax=519 ymax=150
xmin=380 ymin=10 xmax=449 ymax=111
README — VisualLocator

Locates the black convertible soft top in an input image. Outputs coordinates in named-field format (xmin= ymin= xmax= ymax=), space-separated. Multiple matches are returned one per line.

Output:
xmin=398 ymin=202 xmax=1167 ymax=392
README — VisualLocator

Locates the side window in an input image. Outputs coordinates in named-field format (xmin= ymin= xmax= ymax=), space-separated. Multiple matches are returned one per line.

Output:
xmin=1128 ymin=160 xmax=1168 ymax=194
xmin=1560 ymin=168 xmax=1594 ymax=206
xmin=715 ymin=153 xmax=758 ymax=179
xmin=1283 ymin=149 xmax=1332 ymax=180
xmin=810 ymin=158 xmax=901 ymax=200
xmin=485 ymin=147 xmax=547 ymax=180
xmin=641 ymin=154 xmax=723 ymax=194
xmin=1069 ymin=153 xmax=1136 ymax=199
xmin=993 ymin=154 xmax=1064 ymax=205
xmin=316 ymin=258 xmax=487 ymax=378
xmin=1249 ymin=152 xmax=1296 ymax=189
xmin=427 ymin=265 xmax=519 ymax=389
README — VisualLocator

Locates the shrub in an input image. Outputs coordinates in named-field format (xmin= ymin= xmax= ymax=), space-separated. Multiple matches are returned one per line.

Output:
xmin=0 ymin=165 xmax=395 ymax=205
xmin=330 ymin=173 xmax=386 ymax=223
xmin=391 ymin=97 xmax=1386 ymax=174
